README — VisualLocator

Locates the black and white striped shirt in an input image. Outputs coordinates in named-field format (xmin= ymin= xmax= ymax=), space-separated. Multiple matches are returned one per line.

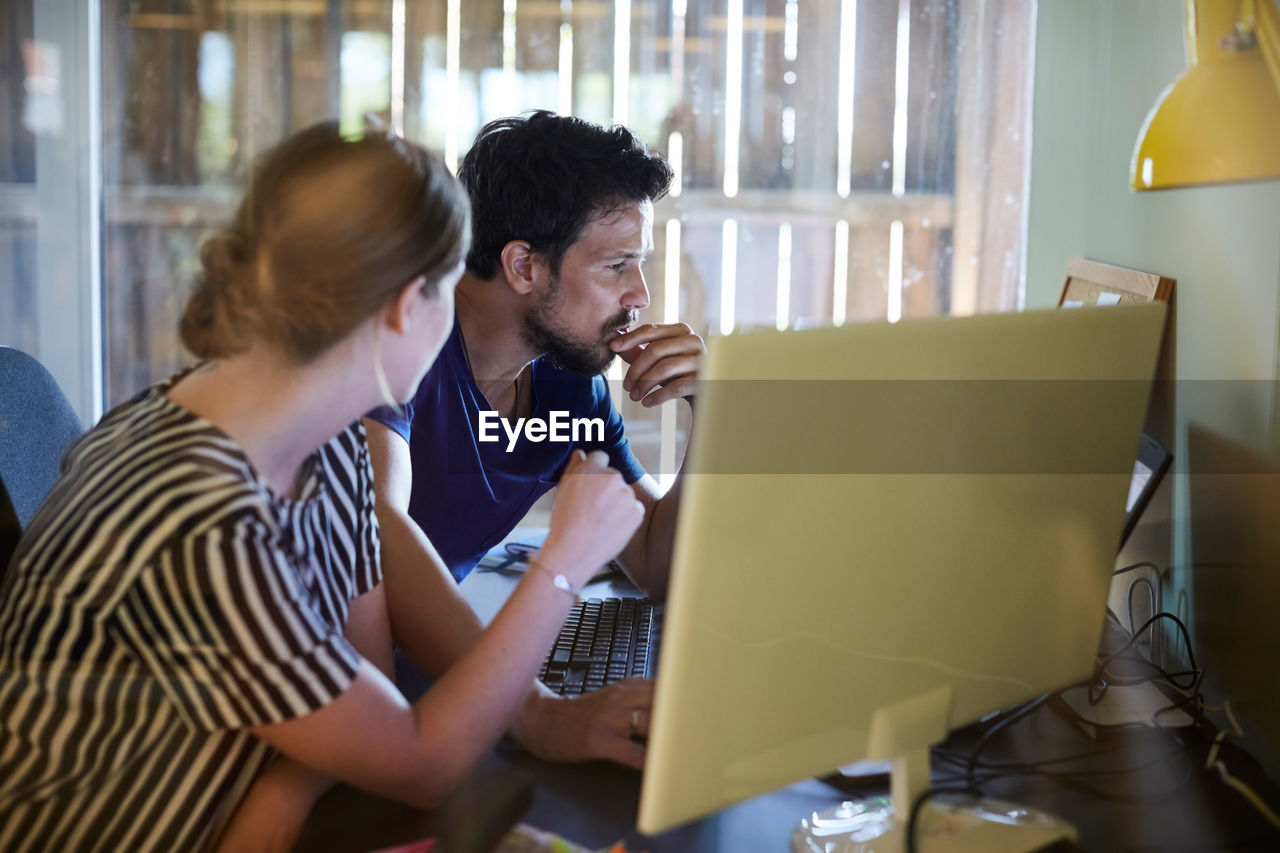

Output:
xmin=0 ymin=376 xmax=381 ymax=851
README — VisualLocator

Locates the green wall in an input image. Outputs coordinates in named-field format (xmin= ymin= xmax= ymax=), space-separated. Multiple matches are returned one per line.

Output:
xmin=1027 ymin=0 xmax=1280 ymax=771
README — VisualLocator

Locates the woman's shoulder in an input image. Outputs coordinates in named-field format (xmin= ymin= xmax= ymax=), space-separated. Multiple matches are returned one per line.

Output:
xmin=324 ymin=420 xmax=368 ymax=457
xmin=315 ymin=420 xmax=369 ymax=469
xmin=12 ymin=386 xmax=278 ymax=598
xmin=58 ymin=383 xmax=267 ymax=525
xmin=313 ymin=421 xmax=374 ymax=501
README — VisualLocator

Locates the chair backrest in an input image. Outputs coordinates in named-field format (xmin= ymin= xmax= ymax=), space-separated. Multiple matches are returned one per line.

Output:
xmin=0 ymin=347 xmax=84 ymax=569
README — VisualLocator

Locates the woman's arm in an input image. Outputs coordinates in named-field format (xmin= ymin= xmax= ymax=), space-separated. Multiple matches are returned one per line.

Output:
xmin=364 ymin=419 xmax=485 ymax=677
xmin=213 ymin=756 xmax=333 ymax=853
xmin=252 ymin=450 xmax=643 ymax=810
xmin=366 ymin=420 xmax=654 ymax=769
xmin=215 ymin=583 xmax=398 ymax=852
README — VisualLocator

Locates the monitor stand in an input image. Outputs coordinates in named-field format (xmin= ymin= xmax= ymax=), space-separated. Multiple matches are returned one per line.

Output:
xmin=791 ymin=689 xmax=1076 ymax=852
xmin=791 ymin=746 xmax=1076 ymax=852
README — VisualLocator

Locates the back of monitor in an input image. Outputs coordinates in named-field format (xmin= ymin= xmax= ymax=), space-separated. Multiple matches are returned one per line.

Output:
xmin=638 ymin=302 xmax=1167 ymax=833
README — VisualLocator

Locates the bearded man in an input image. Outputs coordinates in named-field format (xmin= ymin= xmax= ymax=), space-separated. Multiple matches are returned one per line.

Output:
xmin=364 ymin=111 xmax=703 ymax=770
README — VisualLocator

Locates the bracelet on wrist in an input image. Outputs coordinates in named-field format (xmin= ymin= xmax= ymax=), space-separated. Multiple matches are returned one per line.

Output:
xmin=528 ymin=556 xmax=583 ymax=604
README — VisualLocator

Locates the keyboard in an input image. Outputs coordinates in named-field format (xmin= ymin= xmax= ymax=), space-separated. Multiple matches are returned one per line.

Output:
xmin=538 ymin=597 xmax=659 ymax=695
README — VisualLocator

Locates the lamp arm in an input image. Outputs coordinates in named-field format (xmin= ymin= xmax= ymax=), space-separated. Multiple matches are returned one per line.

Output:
xmin=1242 ymin=0 xmax=1280 ymax=89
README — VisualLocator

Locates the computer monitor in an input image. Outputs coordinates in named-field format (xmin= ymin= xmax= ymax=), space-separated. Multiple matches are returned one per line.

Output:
xmin=638 ymin=302 xmax=1168 ymax=849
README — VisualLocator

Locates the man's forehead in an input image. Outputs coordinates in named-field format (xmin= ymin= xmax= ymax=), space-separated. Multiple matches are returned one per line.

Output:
xmin=578 ymin=200 xmax=654 ymax=253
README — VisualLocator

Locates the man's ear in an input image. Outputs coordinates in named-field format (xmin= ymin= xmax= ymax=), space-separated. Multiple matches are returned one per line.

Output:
xmin=499 ymin=241 xmax=541 ymax=296
xmin=385 ymin=276 xmax=426 ymax=335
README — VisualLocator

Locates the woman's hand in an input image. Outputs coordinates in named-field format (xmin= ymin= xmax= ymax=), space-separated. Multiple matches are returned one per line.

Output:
xmin=540 ymin=450 xmax=644 ymax=588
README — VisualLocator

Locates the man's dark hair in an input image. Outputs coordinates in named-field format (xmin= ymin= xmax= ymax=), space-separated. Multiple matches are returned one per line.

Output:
xmin=457 ymin=110 xmax=674 ymax=279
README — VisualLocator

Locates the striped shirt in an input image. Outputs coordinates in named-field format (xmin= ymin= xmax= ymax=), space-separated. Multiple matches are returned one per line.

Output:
xmin=0 ymin=375 xmax=381 ymax=852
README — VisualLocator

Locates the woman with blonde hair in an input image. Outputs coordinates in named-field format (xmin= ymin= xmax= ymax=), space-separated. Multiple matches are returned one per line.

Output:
xmin=0 ymin=122 xmax=642 ymax=852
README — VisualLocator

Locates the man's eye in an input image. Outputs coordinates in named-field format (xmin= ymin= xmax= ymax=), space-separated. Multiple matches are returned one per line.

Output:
xmin=610 ymin=262 xmax=627 ymax=271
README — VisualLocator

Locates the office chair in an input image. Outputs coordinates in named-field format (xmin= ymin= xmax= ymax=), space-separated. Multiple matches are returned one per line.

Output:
xmin=0 ymin=347 xmax=83 ymax=574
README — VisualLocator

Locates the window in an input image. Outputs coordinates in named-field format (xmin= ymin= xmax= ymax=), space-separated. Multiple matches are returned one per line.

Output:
xmin=1 ymin=0 xmax=1034 ymax=484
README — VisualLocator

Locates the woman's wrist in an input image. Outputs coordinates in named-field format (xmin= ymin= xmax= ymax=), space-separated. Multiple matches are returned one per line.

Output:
xmin=509 ymin=685 xmax=557 ymax=756
xmin=527 ymin=556 xmax=583 ymax=604
xmin=529 ymin=539 xmax=596 ymax=593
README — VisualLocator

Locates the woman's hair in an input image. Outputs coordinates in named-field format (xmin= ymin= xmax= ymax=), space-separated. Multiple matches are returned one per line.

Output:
xmin=181 ymin=122 xmax=470 ymax=361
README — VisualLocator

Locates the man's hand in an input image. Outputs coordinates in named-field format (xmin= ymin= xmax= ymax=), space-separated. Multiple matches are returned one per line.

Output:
xmin=611 ymin=322 xmax=705 ymax=407
xmin=510 ymin=679 xmax=652 ymax=770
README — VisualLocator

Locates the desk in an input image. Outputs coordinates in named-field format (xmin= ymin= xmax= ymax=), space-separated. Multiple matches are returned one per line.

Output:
xmin=296 ymin=532 xmax=1280 ymax=852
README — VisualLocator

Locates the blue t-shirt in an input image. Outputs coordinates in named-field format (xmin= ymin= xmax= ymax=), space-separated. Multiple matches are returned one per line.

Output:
xmin=367 ymin=316 xmax=645 ymax=582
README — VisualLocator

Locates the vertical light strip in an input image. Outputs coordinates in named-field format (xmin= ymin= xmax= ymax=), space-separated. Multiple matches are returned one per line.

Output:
xmin=720 ymin=219 xmax=738 ymax=335
xmin=776 ymin=223 xmax=792 ymax=331
xmin=723 ymin=0 xmax=744 ymax=198
xmin=34 ymin=0 xmax=103 ymax=421
xmin=503 ymin=0 xmax=518 ymax=98
xmin=664 ymin=218 xmax=682 ymax=324
xmin=836 ymin=0 xmax=857 ymax=197
xmin=445 ymin=0 xmax=461 ymax=169
xmin=659 ymin=403 xmax=677 ymax=491
xmin=887 ymin=220 xmax=904 ymax=323
xmin=660 ymin=214 xmax=682 ymax=490
xmin=83 ymin=0 xmax=103 ymax=417
xmin=614 ymin=0 xmax=631 ymax=124
xmin=672 ymin=0 xmax=687 ymax=93
xmin=668 ymin=131 xmax=683 ymax=196
xmin=784 ymin=0 xmax=798 ymax=62
xmin=832 ymin=220 xmax=849 ymax=327
xmin=88 ymin=0 xmax=104 ymax=420
xmin=558 ymin=20 xmax=574 ymax=114
xmin=390 ymin=0 xmax=406 ymax=134
xmin=326 ymin=0 xmax=342 ymax=116
xmin=891 ymin=0 xmax=910 ymax=198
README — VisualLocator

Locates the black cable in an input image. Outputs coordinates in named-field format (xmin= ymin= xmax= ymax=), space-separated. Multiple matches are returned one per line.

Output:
xmin=965 ymin=693 xmax=1052 ymax=788
xmin=1093 ymin=612 xmax=1198 ymax=688
xmin=941 ymin=737 xmax=1199 ymax=804
xmin=932 ymin=599 xmax=1271 ymax=836
xmin=906 ymin=785 xmax=981 ymax=853
xmin=954 ymin=611 xmax=1203 ymax=794
xmin=931 ymin=604 xmax=1255 ymax=830
xmin=1088 ymin=612 xmax=1201 ymax=709
xmin=1092 ymin=656 xmax=1203 ymax=707
xmin=935 ymin=743 xmax=1128 ymax=775
xmin=962 ymin=613 xmax=1213 ymax=800
xmin=1113 ymin=560 xmax=1163 ymax=577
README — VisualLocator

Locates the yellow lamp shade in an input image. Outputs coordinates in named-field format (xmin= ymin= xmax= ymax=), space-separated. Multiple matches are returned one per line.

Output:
xmin=1131 ymin=0 xmax=1280 ymax=190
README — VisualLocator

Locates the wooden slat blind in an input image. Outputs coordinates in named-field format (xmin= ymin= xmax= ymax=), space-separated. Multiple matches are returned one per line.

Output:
xmin=0 ymin=0 xmax=1033 ymax=486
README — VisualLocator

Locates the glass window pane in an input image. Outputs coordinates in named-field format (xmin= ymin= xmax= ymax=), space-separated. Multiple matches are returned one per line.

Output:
xmin=102 ymin=0 xmax=359 ymax=404
xmin=4 ymin=0 xmax=102 ymax=423
xmin=0 ymin=2 xmax=38 ymax=359
xmin=83 ymin=0 xmax=1032 ymax=478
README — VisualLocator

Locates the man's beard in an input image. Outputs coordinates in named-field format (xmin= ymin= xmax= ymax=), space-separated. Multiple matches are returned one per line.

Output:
xmin=522 ymin=277 xmax=635 ymax=376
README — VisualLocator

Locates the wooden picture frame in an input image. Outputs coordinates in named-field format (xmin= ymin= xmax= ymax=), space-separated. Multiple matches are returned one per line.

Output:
xmin=1057 ymin=258 xmax=1174 ymax=307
